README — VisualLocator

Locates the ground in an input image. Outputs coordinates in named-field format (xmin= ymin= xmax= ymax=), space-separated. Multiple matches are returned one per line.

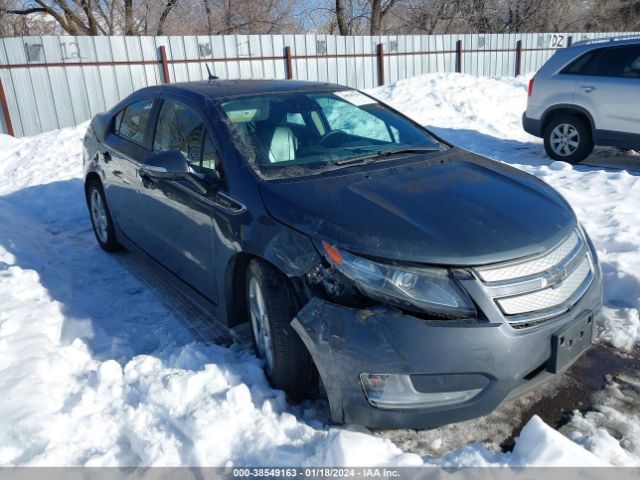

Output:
xmin=0 ymin=73 xmax=638 ymax=466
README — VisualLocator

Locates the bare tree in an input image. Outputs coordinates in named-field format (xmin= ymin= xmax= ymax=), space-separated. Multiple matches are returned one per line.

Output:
xmin=4 ymin=0 xmax=96 ymax=34
xmin=1 ymin=0 xmax=135 ymax=34
xmin=0 ymin=0 xmax=56 ymax=34
xmin=335 ymin=0 xmax=348 ymax=34
xmin=0 ymin=0 xmax=302 ymax=35
xmin=124 ymin=0 xmax=133 ymax=34
xmin=2 ymin=0 xmax=639 ymax=36
xmin=390 ymin=0 xmax=464 ymax=34
xmin=584 ymin=0 xmax=640 ymax=31
xmin=370 ymin=0 xmax=395 ymax=34
xmin=156 ymin=0 xmax=178 ymax=34
xmin=326 ymin=0 xmax=397 ymax=34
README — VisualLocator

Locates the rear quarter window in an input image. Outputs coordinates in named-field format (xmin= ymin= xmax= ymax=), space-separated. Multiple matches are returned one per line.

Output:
xmin=563 ymin=51 xmax=597 ymax=75
xmin=114 ymin=99 xmax=154 ymax=146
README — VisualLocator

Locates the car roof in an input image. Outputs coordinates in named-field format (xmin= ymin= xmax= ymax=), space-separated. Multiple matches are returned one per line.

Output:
xmin=138 ymin=79 xmax=349 ymax=102
xmin=536 ymin=37 xmax=640 ymax=75
xmin=571 ymin=37 xmax=640 ymax=49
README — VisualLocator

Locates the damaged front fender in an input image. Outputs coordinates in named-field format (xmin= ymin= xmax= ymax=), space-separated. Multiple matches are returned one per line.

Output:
xmin=291 ymin=298 xmax=409 ymax=424
xmin=290 ymin=297 xmax=584 ymax=429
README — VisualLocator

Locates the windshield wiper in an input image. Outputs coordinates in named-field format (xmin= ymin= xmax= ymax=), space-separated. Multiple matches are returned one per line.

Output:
xmin=333 ymin=147 xmax=442 ymax=166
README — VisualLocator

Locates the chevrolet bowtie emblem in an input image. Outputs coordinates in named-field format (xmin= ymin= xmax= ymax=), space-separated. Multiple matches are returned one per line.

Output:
xmin=549 ymin=267 xmax=569 ymax=288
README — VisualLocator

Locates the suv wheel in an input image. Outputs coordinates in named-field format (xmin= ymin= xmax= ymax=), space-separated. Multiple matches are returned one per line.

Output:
xmin=246 ymin=259 xmax=315 ymax=399
xmin=543 ymin=115 xmax=593 ymax=164
xmin=87 ymin=180 xmax=119 ymax=251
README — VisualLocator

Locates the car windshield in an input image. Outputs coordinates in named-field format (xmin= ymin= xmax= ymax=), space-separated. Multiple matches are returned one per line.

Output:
xmin=219 ymin=90 xmax=445 ymax=177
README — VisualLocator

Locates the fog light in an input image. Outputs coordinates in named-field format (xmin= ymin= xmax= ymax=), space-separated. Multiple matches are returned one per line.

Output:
xmin=360 ymin=373 xmax=482 ymax=410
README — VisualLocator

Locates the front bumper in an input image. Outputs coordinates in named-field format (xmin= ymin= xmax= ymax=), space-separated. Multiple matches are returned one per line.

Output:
xmin=291 ymin=268 xmax=603 ymax=429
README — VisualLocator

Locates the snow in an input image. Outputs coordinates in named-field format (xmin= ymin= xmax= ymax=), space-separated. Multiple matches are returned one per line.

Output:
xmin=562 ymin=374 xmax=640 ymax=466
xmin=510 ymin=416 xmax=607 ymax=466
xmin=436 ymin=415 xmax=608 ymax=467
xmin=0 ymin=73 xmax=638 ymax=467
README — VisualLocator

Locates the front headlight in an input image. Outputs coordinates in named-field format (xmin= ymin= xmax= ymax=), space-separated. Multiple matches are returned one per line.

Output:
xmin=321 ymin=241 xmax=476 ymax=318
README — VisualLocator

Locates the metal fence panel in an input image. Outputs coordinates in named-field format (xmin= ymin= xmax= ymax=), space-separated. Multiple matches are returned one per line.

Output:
xmin=1 ymin=32 xmax=639 ymax=136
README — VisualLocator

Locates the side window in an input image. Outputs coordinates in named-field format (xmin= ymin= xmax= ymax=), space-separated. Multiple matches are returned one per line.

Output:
xmin=564 ymin=46 xmax=640 ymax=78
xmin=115 ymin=100 xmax=154 ymax=146
xmin=316 ymin=97 xmax=393 ymax=142
xmin=153 ymin=99 xmax=220 ymax=174
xmin=599 ymin=46 xmax=640 ymax=78
xmin=563 ymin=51 xmax=597 ymax=75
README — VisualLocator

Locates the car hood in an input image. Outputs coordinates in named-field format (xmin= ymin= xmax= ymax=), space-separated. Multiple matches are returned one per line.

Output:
xmin=259 ymin=149 xmax=577 ymax=266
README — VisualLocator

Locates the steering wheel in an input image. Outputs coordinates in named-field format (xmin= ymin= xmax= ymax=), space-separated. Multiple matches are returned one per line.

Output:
xmin=319 ymin=129 xmax=350 ymax=147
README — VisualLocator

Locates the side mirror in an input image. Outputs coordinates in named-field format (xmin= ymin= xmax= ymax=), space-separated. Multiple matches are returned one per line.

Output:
xmin=141 ymin=150 xmax=208 ymax=195
xmin=142 ymin=150 xmax=190 ymax=179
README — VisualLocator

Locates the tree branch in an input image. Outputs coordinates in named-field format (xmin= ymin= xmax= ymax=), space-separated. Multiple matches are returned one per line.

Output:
xmin=5 ymin=7 xmax=47 ymax=14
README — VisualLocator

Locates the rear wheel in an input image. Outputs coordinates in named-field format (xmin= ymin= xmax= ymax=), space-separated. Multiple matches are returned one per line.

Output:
xmin=543 ymin=115 xmax=593 ymax=164
xmin=87 ymin=180 xmax=119 ymax=251
xmin=246 ymin=259 xmax=314 ymax=399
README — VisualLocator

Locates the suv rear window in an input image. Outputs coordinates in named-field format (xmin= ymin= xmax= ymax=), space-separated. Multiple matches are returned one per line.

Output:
xmin=114 ymin=99 xmax=154 ymax=146
xmin=563 ymin=45 xmax=640 ymax=78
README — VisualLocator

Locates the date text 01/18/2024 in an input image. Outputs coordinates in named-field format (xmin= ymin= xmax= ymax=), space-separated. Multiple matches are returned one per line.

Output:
xmin=231 ymin=468 xmax=401 ymax=478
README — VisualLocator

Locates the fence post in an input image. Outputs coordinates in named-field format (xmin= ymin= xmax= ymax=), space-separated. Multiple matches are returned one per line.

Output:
xmin=567 ymin=35 xmax=573 ymax=47
xmin=0 ymin=77 xmax=14 ymax=137
xmin=159 ymin=46 xmax=171 ymax=84
xmin=284 ymin=46 xmax=293 ymax=79
xmin=455 ymin=40 xmax=463 ymax=73
xmin=376 ymin=43 xmax=385 ymax=86
xmin=515 ymin=40 xmax=522 ymax=77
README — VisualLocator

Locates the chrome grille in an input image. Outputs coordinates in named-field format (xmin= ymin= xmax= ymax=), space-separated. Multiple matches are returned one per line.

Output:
xmin=474 ymin=230 xmax=594 ymax=329
xmin=476 ymin=231 xmax=580 ymax=282
xmin=496 ymin=256 xmax=590 ymax=314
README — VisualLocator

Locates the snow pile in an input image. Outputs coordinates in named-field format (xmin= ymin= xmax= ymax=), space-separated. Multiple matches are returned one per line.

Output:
xmin=372 ymin=74 xmax=533 ymax=143
xmin=562 ymin=374 xmax=640 ymax=466
xmin=0 ymin=73 xmax=638 ymax=466
xmin=437 ymin=415 xmax=608 ymax=467
xmin=510 ymin=416 xmax=607 ymax=467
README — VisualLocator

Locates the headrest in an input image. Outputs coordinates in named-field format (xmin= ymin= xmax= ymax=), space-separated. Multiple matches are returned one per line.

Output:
xmin=268 ymin=126 xmax=297 ymax=163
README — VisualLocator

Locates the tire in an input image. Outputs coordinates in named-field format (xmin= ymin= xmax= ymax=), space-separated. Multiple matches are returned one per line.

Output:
xmin=86 ymin=179 xmax=120 ymax=252
xmin=543 ymin=115 xmax=594 ymax=164
xmin=246 ymin=259 xmax=315 ymax=399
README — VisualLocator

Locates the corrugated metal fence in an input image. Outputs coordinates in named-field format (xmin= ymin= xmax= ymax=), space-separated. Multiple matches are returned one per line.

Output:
xmin=0 ymin=32 xmax=636 ymax=137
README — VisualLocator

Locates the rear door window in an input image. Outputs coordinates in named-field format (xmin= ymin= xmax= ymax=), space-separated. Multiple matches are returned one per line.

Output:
xmin=564 ymin=46 xmax=640 ymax=78
xmin=114 ymin=100 xmax=154 ymax=146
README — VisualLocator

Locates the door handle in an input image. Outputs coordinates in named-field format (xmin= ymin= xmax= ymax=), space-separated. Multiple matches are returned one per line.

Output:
xmin=103 ymin=151 xmax=112 ymax=163
xmin=580 ymin=85 xmax=596 ymax=93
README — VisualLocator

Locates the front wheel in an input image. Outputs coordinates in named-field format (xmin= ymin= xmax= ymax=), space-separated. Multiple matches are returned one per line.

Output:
xmin=246 ymin=259 xmax=315 ymax=399
xmin=87 ymin=180 xmax=119 ymax=251
xmin=543 ymin=115 xmax=593 ymax=164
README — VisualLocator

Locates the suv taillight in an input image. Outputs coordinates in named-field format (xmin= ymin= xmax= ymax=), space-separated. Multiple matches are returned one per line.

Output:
xmin=528 ymin=78 xmax=534 ymax=97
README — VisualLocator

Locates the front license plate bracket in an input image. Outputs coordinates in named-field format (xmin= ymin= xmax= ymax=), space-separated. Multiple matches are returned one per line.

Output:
xmin=548 ymin=314 xmax=593 ymax=374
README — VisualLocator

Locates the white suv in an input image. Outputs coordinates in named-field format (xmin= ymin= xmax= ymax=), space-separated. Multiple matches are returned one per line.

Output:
xmin=523 ymin=36 xmax=640 ymax=164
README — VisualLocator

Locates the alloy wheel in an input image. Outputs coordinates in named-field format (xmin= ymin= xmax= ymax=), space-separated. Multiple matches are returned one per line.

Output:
xmin=549 ymin=123 xmax=580 ymax=157
xmin=90 ymin=188 xmax=109 ymax=244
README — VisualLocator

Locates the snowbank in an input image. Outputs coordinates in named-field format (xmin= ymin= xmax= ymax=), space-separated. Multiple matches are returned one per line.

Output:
xmin=0 ymin=74 xmax=638 ymax=466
